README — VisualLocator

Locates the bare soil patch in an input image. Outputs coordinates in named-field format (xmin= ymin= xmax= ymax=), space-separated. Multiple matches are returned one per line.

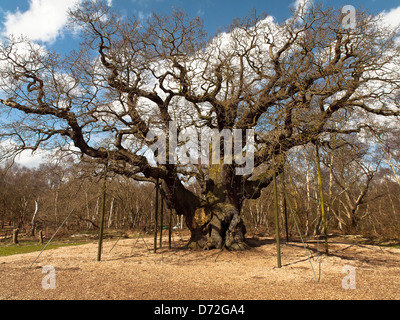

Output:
xmin=1 ymin=233 xmax=399 ymax=300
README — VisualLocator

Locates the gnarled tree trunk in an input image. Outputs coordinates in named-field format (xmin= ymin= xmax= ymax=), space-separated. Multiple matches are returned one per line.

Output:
xmin=188 ymin=202 xmax=248 ymax=250
xmin=162 ymin=163 xmax=250 ymax=251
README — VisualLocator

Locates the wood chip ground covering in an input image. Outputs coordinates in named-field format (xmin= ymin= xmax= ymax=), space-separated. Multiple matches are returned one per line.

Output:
xmin=1 ymin=234 xmax=399 ymax=300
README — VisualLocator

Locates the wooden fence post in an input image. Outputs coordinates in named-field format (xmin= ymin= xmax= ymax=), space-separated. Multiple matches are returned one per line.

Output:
xmin=13 ymin=228 xmax=19 ymax=244
xmin=39 ymin=230 xmax=44 ymax=245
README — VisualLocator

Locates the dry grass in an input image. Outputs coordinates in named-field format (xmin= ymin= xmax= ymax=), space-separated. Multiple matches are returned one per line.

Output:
xmin=1 ymin=232 xmax=399 ymax=300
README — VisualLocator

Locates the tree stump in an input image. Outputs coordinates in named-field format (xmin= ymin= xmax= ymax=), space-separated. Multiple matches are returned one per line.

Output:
xmin=13 ymin=228 xmax=19 ymax=244
xmin=39 ymin=230 xmax=44 ymax=245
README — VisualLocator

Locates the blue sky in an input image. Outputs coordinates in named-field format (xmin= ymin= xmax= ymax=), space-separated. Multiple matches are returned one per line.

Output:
xmin=1 ymin=0 xmax=400 ymax=55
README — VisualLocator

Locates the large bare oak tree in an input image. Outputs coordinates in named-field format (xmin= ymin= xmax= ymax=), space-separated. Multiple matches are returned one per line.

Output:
xmin=1 ymin=1 xmax=399 ymax=249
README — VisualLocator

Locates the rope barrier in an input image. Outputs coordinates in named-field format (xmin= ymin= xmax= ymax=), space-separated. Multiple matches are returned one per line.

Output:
xmin=283 ymin=187 xmax=320 ymax=282
xmin=27 ymin=209 xmax=75 ymax=270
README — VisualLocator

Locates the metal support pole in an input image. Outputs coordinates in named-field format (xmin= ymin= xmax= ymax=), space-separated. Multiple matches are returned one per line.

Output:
xmin=168 ymin=209 xmax=172 ymax=250
xmin=97 ymin=162 xmax=108 ymax=262
xmin=159 ymin=193 xmax=164 ymax=249
xmin=315 ymin=143 xmax=329 ymax=255
xmin=273 ymin=156 xmax=282 ymax=268
xmin=154 ymin=178 xmax=159 ymax=253
xmin=282 ymin=167 xmax=289 ymax=243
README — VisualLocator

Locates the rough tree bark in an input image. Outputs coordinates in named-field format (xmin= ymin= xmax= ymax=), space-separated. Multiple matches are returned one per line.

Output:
xmin=161 ymin=161 xmax=261 ymax=251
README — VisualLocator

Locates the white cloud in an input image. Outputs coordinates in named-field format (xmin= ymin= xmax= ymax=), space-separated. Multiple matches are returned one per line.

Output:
xmin=15 ymin=150 xmax=48 ymax=168
xmin=1 ymin=0 xmax=81 ymax=43
xmin=0 ymin=138 xmax=48 ymax=168
xmin=380 ymin=5 xmax=400 ymax=30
